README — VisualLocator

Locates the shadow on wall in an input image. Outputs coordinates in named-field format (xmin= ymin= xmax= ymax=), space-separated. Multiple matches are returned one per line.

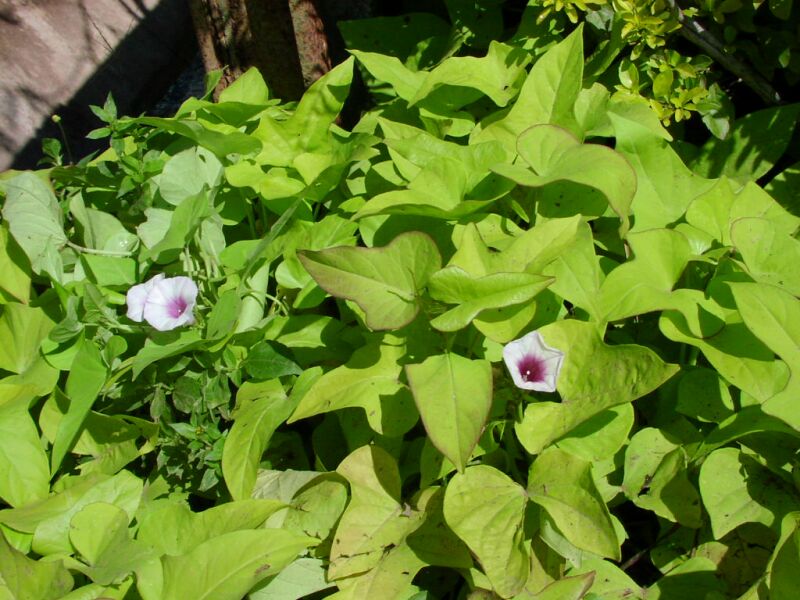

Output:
xmin=2 ymin=0 xmax=197 ymax=171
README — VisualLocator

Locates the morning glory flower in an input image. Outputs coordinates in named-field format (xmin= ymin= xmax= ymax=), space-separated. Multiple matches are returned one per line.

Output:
xmin=502 ymin=330 xmax=565 ymax=392
xmin=126 ymin=274 xmax=198 ymax=331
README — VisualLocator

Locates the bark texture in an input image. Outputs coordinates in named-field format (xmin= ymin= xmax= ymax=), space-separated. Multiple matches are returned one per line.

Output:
xmin=188 ymin=0 xmax=333 ymax=101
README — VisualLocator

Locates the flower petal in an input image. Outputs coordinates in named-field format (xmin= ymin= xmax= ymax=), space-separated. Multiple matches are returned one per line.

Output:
xmin=142 ymin=276 xmax=198 ymax=331
xmin=126 ymin=273 xmax=165 ymax=322
xmin=502 ymin=330 xmax=565 ymax=393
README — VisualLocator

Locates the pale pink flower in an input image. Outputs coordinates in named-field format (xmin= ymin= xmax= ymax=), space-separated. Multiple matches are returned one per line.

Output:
xmin=126 ymin=274 xmax=198 ymax=331
xmin=502 ymin=331 xmax=564 ymax=392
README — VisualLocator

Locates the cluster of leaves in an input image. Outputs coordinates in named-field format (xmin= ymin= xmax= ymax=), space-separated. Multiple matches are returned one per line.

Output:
xmin=527 ymin=0 xmax=798 ymax=136
xmin=0 ymin=4 xmax=799 ymax=599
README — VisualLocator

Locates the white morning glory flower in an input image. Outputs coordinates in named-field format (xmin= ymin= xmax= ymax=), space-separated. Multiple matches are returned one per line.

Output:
xmin=502 ymin=330 xmax=565 ymax=392
xmin=126 ymin=274 xmax=198 ymax=331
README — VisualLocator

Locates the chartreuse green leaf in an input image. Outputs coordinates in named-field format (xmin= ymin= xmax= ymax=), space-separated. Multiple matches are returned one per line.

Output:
xmin=0 ymin=532 xmax=72 ymax=599
xmin=410 ymin=41 xmax=531 ymax=109
xmin=648 ymin=556 xmax=727 ymax=599
xmin=280 ymin=474 xmax=348 ymax=543
xmin=130 ymin=116 xmax=261 ymax=158
xmin=427 ymin=267 xmax=553 ymax=332
xmin=286 ymin=56 xmax=354 ymax=152
xmin=540 ymin=221 xmax=603 ymax=322
xmin=131 ymin=330 xmax=204 ymax=378
xmin=676 ymin=367 xmax=735 ymax=423
xmin=765 ymin=160 xmax=800 ymax=216
xmin=406 ymin=353 xmax=492 ymax=472
xmin=0 ymin=303 xmax=55 ymax=375
xmin=136 ymin=498 xmax=285 ymax=558
xmin=599 ymin=228 xmax=692 ymax=321
xmin=473 ymin=26 xmax=584 ymax=148
xmin=687 ymin=179 xmax=800 ymax=246
xmin=143 ymin=191 xmax=211 ymax=263
xmin=691 ymin=104 xmax=800 ymax=183
xmin=529 ymin=448 xmax=620 ymax=560
xmin=249 ymin=558 xmax=331 ymax=599
xmin=659 ymin=294 xmax=791 ymax=403
xmin=156 ymin=147 xmax=222 ymax=206
xmin=328 ymin=446 xmax=424 ymax=581
xmin=493 ymin=124 xmax=636 ymax=235
xmin=350 ymin=50 xmax=426 ymax=101
xmin=731 ymin=218 xmax=800 ymax=295
xmin=155 ymin=528 xmax=316 ymax=600
xmin=288 ymin=338 xmax=417 ymax=436
xmin=730 ymin=283 xmax=800 ymax=429
xmin=354 ymin=156 xmax=498 ymax=219
xmin=622 ymin=428 xmax=702 ymax=528
xmin=330 ymin=487 xmax=469 ymax=600
xmin=609 ymin=112 xmax=714 ymax=232
xmin=0 ymin=225 xmax=30 ymax=304
xmin=515 ymin=320 xmax=678 ymax=454
xmin=222 ymin=378 xmax=296 ymax=501
xmin=695 ymin=405 xmax=797 ymax=461
xmin=569 ymin=557 xmax=644 ymax=599
xmin=0 ymin=394 xmax=49 ymax=507
xmin=730 ymin=282 xmax=800 ymax=365
xmin=770 ymin=513 xmax=800 ymax=600
xmin=1 ymin=172 xmax=66 ymax=280
xmin=699 ymin=448 xmax=800 ymax=539
xmin=249 ymin=57 xmax=354 ymax=167
xmin=339 ymin=12 xmax=449 ymax=68
xmin=50 ymin=342 xmax=108 ymax=474
xmin=524 ymin=573 xmax=595 ymax=600
xmin=0 ymin=470 xmax=142 ymax=556
xmin=443 ymin=465 xmax=529 ymax=598
xmin=555 ymin=404 xmax=634 ymax=463
xmin=69 ymin=502 xmax=154 ymax=585
xmin=299 ymin=231 xmax=441 ymax=330
xmin=69 ymin=194 xmax=137 ymax=253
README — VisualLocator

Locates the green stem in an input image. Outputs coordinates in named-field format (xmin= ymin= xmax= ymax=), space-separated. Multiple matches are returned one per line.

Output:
xmin=66 ymin=240 xmax=135 ymax=257
xmin=235 ymin=259 xmax=271 ymax=332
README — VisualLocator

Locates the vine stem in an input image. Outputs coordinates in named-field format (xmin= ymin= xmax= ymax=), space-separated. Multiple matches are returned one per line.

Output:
xmin=66 ymin=240 xmax=135 ymax=257
xmin=666 ymin=0 xmax=782 ymax=105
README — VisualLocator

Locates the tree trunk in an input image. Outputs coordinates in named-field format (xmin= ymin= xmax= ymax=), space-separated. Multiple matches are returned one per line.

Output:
xmin=188 ymin=0 xmax=332 ymax=101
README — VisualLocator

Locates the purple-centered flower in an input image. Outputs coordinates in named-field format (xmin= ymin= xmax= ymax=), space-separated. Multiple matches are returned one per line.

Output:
xmin=502 ymin=330 xmax=564 ymax=392
xmin=126 ymin=274 xmax=198 ymax=331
